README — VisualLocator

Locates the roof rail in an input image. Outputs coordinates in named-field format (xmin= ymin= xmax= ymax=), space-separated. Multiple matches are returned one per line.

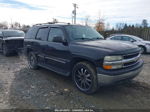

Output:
xmin=34 ymin=22 xmax=71 ymax=26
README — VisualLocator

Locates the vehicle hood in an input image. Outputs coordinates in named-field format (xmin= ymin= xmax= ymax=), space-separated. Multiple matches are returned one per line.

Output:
xmin=3 ymin=37 xmax=24 ymax=40
xmin=74 ymin=40 xmax=138 ymax=52
xmin=70 ymin=40 xmax=140 ymax=60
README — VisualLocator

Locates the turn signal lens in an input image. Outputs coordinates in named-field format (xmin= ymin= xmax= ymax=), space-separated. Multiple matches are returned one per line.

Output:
xmin=103 ymin=65 xmax=112 ymax=70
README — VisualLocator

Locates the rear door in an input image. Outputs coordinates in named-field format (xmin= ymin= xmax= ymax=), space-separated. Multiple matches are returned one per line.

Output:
xmin=34 ymin=27 xmax=49 ymax=65
xmin=44 ymin=27 xmax=71 ymax=75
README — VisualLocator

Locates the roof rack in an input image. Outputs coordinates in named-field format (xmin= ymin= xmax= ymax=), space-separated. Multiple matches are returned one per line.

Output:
xmin=34 ymin=22 xmax=71 ymax=26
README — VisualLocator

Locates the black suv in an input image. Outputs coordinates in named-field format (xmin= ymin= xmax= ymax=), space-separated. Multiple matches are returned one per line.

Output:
xmin=24 ymin=23 xmax=143 ymax=94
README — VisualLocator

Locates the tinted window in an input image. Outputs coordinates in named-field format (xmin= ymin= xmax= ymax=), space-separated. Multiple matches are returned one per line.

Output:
xmin=36 ymin=27 xmax=49 ymax=41
xmin=48 ymin=28 xmax=64 ymax=42
xmin=0 ymin=31 xmax=3 ymax=37
xmin=111 ymin=36 xmax=122 ymax=40
xmin=25 ymin=26 xmax=38 ymax=39
xmin=3 ymin=30 xmax=25 ymax=37
xmin=122 ymin=36 xmax=135 ymax=41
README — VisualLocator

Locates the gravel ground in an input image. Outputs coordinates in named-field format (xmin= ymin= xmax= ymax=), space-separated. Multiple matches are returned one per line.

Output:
xmin=0 ymin=53 xmax=150 ymax=111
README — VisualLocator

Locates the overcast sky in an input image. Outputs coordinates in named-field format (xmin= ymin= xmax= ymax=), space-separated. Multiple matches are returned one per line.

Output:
xmin=0 ymin=0 xmax=150 ymax=27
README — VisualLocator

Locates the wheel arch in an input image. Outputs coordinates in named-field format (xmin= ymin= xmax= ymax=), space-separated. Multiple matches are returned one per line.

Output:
xmin=138 ymin=45 xmax=147 ymax=53
xmin=25 ymin=47 xmax=33 ymax=56
xmin=70 ymin=57 xmax=96 ymax=74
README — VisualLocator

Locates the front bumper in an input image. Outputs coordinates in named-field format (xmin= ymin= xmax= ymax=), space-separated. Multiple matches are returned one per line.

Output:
xmin=97 ymin=60 xmax=143 ymax=85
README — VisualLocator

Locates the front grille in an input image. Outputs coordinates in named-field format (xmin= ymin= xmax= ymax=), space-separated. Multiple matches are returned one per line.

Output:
xmin=7 ymin=40 xmax=24 ymax=48
xmin=124 ymin=53 xmax=139 ymax=59
xmin=123 ymin=52 xmax=140 ymax=68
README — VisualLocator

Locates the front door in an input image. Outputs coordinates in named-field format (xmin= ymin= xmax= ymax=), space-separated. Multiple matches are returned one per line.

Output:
xmin=44 ymin=27 xmax=71 ymax=75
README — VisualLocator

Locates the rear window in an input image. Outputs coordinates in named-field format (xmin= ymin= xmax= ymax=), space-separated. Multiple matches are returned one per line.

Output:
xmin=3 ymin=30 xmax=25 ymax=37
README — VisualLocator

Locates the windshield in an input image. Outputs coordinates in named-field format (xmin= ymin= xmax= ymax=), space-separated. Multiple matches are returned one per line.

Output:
xmin=131 ymin=35 xmax=143 ymax=41
xmin=65 ymin=25 xmax=104 ymax=41
xmin=3 ymin=30 xmax=25 ymax=37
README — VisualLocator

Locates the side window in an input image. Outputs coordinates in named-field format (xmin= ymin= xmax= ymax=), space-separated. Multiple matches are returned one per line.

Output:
xmin=122 ymin=36 xmax=135 ymax=42
xmin=111 ymin=36 xmax=122 ymax=40
xmin=36 ymin=27 xmax=49 ymax=41
xmin=25 ymin=26 xmax=38 ymax=39
xmin=48 ymin=28 xmax=64 ymax=42
xmin=0 ymin=31 xmax=3 ymax=37
xmin=128 ymin=37 xmax=135 ymax=42
xmin=122 ymin=36 xmax=130 ymax=41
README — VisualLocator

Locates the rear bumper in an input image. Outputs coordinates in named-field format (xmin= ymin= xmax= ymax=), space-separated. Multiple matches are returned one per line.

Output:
xmin=97 ymin=59 xmax=143 ymax=85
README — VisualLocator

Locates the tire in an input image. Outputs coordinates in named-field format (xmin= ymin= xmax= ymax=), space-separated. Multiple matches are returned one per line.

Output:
xmin=72 ymin=61 xmax=98 ymax=94
xmin=27 ymin=52 xmax=38 ymax=69
xmin=139 ymin=46 xmax=146 ymax=54
xmin=2 ymin=44 xmax=10 ymax=56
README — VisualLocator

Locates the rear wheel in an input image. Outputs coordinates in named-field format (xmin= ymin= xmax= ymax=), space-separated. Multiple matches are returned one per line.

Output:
xmin=27 ymin=52 xmax=38 ymax=69
xmin=72 ymin=62 xmax=98 ymax=94
xmin=2 ymin=44 xmax=10 ymax=56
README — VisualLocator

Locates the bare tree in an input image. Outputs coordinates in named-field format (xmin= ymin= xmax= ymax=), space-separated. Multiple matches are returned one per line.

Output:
xmin=21 ymin=24 xmax=30 ymax=32
xmin=0 ymin=21 xmax=8 ymax=29
xmin=95 ymin=11 xmax=105 ymax=32
xmin=116 ymin=23 xmax=125 ymax=31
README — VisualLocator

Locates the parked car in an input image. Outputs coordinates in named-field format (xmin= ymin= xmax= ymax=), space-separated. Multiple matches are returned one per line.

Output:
xmin=106 ymin=34 xmax=150 ymax=53
xmin=0 ymin=29 xmax=25 ymax=56
xmin=24 ymin=23 xmax=143 ymax=94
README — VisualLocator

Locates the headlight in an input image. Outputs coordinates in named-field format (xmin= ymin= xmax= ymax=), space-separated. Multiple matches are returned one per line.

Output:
xmin=104 ymin=56 xmax=123 ymax=61
xmin=103 ymin=56 xmax=123 ymax=70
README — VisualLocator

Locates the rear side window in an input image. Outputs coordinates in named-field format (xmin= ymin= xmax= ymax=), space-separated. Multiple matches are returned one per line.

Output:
xmin=25 ymin=26 xmax=38 ymax=39
xmin=36 ymin=27 xmax=49 ymax=41
xmin=111 ymin=36 xmax=122 ymax=40
xmin=48 ymin=28 xmax=64 ymax=42
xmin=122 ymin=36 xmax=135 ymax=41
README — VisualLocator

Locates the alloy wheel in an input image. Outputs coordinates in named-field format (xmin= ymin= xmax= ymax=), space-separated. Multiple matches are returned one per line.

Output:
xmin=74 ymin=67 xmax=92 ymax=91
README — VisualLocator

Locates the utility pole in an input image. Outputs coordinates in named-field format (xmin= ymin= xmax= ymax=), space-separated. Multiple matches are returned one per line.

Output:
xmin=72 ymin=3 xmax=78 ymax=24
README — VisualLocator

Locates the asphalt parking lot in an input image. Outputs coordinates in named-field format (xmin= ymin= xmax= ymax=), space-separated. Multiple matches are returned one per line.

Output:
xmin=0 ymin=53 xmax=150 ymax=110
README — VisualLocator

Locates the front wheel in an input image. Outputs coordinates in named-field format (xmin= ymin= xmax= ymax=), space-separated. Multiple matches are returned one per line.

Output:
xmin=139 ymin=46 xmax=146 ymax=54
xmin=27 ymin=52 xmax=38 ymax=69
xmin=72 ymin=62 xmax=98 ymax=94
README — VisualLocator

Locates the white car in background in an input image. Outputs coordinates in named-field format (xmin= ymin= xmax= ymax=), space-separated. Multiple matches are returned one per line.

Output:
xmin=106 ymin=34 xmax=150 ymax=53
